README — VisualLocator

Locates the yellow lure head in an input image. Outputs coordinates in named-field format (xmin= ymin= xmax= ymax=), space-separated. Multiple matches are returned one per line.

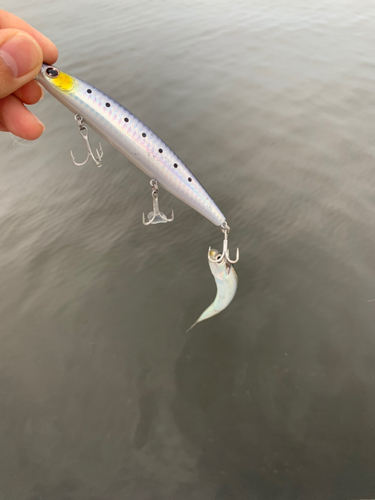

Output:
xmin=40 ymin=65 xmax=75 ymax=92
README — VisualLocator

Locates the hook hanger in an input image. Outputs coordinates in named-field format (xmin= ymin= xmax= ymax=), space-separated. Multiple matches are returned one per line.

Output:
xmin=70 ymin=114 xmax=103 ymax=167
xmin=142 ymin=179 xmax=174 ymax=225
xmin=208 ymin=221 xmax=239 ymax=264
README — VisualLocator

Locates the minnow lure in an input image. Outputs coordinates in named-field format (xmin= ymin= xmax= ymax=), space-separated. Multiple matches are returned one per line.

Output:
xmin=36 ymin=63 xmax=239 ymax=322
xmin=187 ymin=248 xmax=238 ymax=332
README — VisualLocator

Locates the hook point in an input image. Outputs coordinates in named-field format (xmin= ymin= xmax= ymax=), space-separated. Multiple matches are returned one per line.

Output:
xmin=70 ymin=115 xmax=103 ymax=167
xmin=209 ymin=222 xmax=239 ymax=265
xmin=142 ymin=179 xmax=174 ymax=225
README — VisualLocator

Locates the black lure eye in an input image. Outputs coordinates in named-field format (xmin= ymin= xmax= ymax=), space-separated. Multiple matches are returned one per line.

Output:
xmin=46 ymin=67 xmax=59 ymax=78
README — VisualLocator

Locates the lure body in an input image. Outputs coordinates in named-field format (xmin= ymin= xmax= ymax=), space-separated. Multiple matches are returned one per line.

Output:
xmin=187 ymin=248 xmax=238 ymax=331
xmin=37 ymin=64 xmax=225 ymax=227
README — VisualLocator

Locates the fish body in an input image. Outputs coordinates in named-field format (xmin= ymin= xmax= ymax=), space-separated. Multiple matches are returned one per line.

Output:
xmin=36 ymin=64 xmax=225 ymax=227
xmin=188 ymin=248 xmax=238 ymax=331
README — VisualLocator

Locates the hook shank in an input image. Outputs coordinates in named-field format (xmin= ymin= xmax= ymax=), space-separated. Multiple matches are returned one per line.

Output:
xmin=70 ymin=114 xmax=103 ymax=167
xmin=208 ymin=221 xmax=239 ymax=264
xmin=142 ymin=179 xmax=174 ymax=225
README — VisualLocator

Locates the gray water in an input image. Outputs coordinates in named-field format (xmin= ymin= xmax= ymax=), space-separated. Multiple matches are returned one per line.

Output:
xmin=1 ymin=1 xmax=375 ymax=499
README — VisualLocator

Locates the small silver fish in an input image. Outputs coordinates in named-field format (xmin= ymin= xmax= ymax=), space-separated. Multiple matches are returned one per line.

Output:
xmin=187 ymin=248 xmax=238 ymax=332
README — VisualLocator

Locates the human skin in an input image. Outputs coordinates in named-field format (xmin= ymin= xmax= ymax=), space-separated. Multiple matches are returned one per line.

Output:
xmin=0 ymin=9 xmax=58 ymax=139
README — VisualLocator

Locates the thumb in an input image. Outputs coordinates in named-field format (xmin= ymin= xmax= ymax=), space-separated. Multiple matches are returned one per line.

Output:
xmin=0 ymin=29 xmax=43 ymax=100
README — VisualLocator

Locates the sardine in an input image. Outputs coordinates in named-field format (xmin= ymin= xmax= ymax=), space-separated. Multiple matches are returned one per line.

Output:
xmin=187 ymin=248 xmax=238 ymax=332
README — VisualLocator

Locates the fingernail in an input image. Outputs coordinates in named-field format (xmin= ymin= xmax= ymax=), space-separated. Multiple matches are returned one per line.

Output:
xmin=34 ymin=116 xmax=45 ymax=132
xmin=0 ymin=33 xmax=41 ymax=78
xmin=39 ymin=85 xmax=44 ymax=101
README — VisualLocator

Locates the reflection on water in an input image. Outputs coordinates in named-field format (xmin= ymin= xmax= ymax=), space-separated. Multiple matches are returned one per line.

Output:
xmin=1 ymin=0 xmax=375 ymax=498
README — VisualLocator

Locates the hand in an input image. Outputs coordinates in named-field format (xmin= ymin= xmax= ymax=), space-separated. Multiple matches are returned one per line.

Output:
xmin=0 ymin=10 xmax=58 ymax=140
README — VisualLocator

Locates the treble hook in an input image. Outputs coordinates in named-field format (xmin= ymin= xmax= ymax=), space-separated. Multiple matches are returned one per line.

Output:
xmin=70 ymin=114 xmax=103 ymax=167
xmin=142 ymin=179 xmax=174 ymax=225
xmin=208 ymin=221 xmax=239 ymax=264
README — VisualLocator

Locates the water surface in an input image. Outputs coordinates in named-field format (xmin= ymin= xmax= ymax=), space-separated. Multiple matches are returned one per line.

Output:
xmin=1 ymin=1 xmax=375 ymax=499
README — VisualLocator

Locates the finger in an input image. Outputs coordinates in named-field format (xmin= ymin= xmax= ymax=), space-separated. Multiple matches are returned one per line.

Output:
xmin=0 ymin=121 xmax=7 ymax=132
xmin=13 ymin=80 xmax=43 ymax=105
xmin=0 ymin=10 xmax=58 ymax=64
xmin=0 ymin=29 xmax=43 ymax=99
xmin=0 ymin=94 xmax=44 ymax=140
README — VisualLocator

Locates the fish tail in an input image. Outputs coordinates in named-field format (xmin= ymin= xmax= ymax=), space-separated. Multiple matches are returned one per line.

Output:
xmin=186 ymin=306 xmax=216 ymax=333
xmin=186 ymin=320 xmax=198 ymax=333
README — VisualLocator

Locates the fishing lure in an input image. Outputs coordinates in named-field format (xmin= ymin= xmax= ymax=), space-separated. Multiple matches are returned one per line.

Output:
xmin=36 ymin=64 xmax=239 ymax=323
xmin=187 ymin=248 xmax=238 ymax=332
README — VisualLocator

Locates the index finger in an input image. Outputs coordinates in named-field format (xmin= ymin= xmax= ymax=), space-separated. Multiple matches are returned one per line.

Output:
xmin=0 ymin=9 xmax=58 ymax=64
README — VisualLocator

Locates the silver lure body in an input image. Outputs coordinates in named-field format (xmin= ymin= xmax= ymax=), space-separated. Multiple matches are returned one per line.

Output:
xmin=187 ymin=248 xmax=238 ymax=331
xmin=37 ymin=64 xmax=226 ymax=227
